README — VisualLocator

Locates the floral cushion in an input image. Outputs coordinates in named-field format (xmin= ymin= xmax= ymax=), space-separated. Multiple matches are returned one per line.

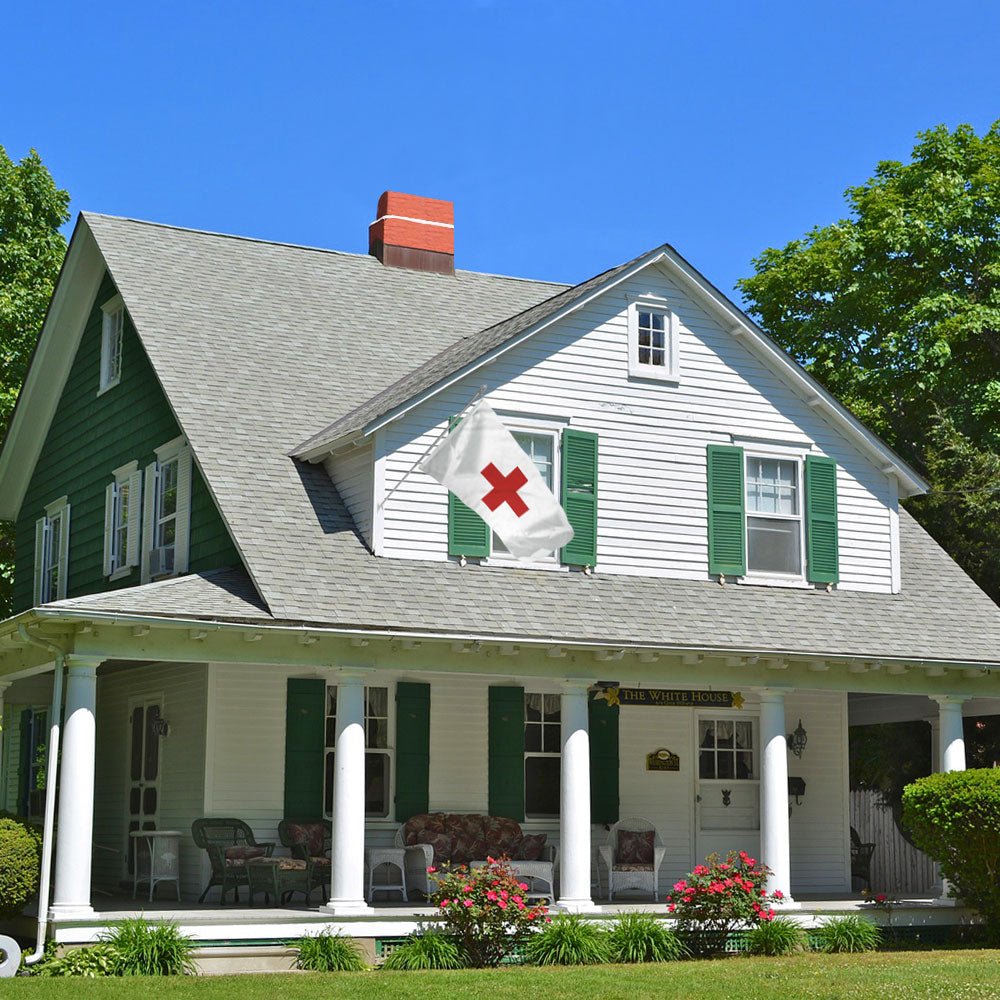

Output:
xmin=246 ymin=856 xmax=307 ymax=870
xmin=402 ymin=813 xmax=529 ymax=865
xmin=285 ymin=821 xmax=326 ymax=857
xmin=617 ymin=830 xmax=654 ymax=865
xmin=515 ymin=833 xmax=547 ymax=861
xmin=310 ymin=856 xmax=332 ymax=868
xmin=403 ymin=814 xmax=448 ymax=845
xmin=615 ymin=862 xmax=654 ymax=872
xmin=451 ymin=835 xmax=489 ymax=864
xmin=224 ymin=846 xmax=266 ymax=867
xmin=483 ymin=816 xmax=523 ymax=857
xmin=416 ymin=830 xmax=453 ymax=864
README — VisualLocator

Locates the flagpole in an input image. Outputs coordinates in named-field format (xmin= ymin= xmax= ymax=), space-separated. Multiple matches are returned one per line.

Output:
xmin=377 ymin=385 xmax=488 ymax=510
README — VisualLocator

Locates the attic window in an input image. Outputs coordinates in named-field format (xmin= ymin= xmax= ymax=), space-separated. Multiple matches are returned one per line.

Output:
xmin=100 ymin=295 xmax=125 ymax=394
xmin=627 ymin=297 xmax=678 ymax=382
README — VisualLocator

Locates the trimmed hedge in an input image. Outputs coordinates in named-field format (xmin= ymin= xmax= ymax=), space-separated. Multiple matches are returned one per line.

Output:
xmin=902 ymin=768 xmax=1000 ymax=937
xmin=0 ymin=815 xmax=42 ymax=919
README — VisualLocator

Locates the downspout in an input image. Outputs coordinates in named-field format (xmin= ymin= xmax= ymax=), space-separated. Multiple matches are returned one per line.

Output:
xmin=16 ymin=625 xmax=68 ymax=966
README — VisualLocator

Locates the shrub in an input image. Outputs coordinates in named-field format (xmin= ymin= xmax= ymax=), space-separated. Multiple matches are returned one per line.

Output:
xmin=523 ymin=914 xmax=611 ymax=966
xmin=428 ymin=857 xmax=548 ymax=967
xmin=665 ymin=850 xmax=784 ymax=956
xmin=744 ymin=916 xmax=807 ymax=956
xmin=0 ymin=816 xmax=42 ymax=919
xmin=101 ymin=918 xmax=196 ymax=975
xmin=607 ymin=912 xmax=687 ymax=963
xmin=813 ymin=915 xmax=881 ymax=953
xmin=295 ymin=931 xmax=367 ymax=972
xmin=902 ymin=769 xmax=1000 ymax=937
xmin=381 ymin=930 xmax=465 ymax=970
xmin=34 ymin=945 xmax=118 ymax=978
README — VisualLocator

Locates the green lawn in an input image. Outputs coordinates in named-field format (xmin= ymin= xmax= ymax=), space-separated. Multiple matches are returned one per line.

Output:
xmin=6 ymin=952 xmax=1000 ymax=1000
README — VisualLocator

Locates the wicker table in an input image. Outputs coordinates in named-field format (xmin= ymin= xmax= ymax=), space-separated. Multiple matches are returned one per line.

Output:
xmin=130 ymin=830 xmax=183 ymax=902
xmin=365 ymin=847 xmax=408 ymax=902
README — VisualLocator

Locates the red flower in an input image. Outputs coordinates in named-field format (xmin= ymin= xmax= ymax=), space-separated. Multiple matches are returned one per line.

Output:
xmin=773 ymin=890 xmax=784 ymax=900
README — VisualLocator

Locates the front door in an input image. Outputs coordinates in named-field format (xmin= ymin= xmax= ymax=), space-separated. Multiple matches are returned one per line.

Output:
xmin=126 ymin=700 xmax=163 ymax=875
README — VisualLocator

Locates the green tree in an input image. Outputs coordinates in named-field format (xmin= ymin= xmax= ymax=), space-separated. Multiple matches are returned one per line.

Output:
xmin=738 ymin=121 xmax=1000 ymax=600
xmin=0 ymin=147 xmax=70 ymax=614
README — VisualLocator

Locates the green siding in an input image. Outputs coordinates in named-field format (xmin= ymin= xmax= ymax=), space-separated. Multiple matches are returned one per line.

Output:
xmin=488 ymin=685 xmax=525 ymax=821
xmin=588 ymin=694 xmax=619 ymax=825
xmin=284 ymin=678 xmax=326 ymax=817
xmin=394 ymin=682 xmax=430 ymax=822
xmin=14 ymin=273 xmax=241 ymax=611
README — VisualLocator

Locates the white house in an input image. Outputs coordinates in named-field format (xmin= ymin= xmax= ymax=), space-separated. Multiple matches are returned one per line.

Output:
xmin=1 ymin=191 xmax=999 ymax=950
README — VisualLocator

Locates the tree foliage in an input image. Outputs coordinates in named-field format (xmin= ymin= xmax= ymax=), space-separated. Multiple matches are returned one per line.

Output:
xmin=738 ymin=121 xmax=1000 ymax=600
xmin=0 ymin=147 xmax=69 ymax=615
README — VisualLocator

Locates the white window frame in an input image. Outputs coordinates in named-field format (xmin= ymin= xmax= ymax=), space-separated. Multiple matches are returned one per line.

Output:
xmin=99 ymin=294 xmax=125 ymax=394
xmin=627 ymin=294 xmax=679 ymax=382
xmin=34 ymin=496 xmax=71 ymax=604
xmin=484 ymin=412 xmax=567 ymax=569
xmin=740 ymin=445 xmax=808 ymax=588
xmin=141 ymin=437 xmax=192 ymax=583
xmin=323 ymin=683 xmax=394 ymax=821
xmin=524 ymin=690 xmax=561 ymax=820
xmin=104 ymin=461 xmax=142 ymax=580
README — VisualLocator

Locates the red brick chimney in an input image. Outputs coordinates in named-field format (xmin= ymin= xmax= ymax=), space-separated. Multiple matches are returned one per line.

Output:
xmin=368 ymin=191 xmax=455 ymax=274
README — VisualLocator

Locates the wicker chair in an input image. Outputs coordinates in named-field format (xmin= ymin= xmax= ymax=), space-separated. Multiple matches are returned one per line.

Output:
xmin=191 ymin=818 xmax=275 ymax=904
xmin=850 ymin=826 xmax=875 ymax=890
xmin=278 ymin=818 xmax=331 ymax=900
xmin=599 ymin=817 xmax=666 ymax=900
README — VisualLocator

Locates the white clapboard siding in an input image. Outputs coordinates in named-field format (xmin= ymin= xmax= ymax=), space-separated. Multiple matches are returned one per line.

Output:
xmin=325 ymin=441 xmax=374 ymax=550
xmin=2 ymin=705 xmax=20 ymax=813
xmin=375 ymin=269 xmax=895 ymax=592
xmin=849 ymin=789 xmax=937 ymax=895
xmin=94 ymin=663 xmax=208 ymax=900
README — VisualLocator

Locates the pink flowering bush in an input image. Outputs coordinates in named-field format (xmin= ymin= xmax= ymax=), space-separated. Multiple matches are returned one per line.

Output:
xmin=428 ymin=856 xmax=549 ymax=967
xmin=665 ymin=850 xmax=784 ymax=955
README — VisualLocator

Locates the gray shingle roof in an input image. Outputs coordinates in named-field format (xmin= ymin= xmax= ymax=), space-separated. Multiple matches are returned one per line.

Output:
xmin=79 ymin=213 xmax=1000 ymax=667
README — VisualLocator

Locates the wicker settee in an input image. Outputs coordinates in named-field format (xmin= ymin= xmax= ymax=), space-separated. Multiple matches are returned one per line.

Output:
xmin=394 ymin=813 xmax=556 ymax=898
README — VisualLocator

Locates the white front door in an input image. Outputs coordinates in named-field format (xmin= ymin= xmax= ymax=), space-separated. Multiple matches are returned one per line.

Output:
xmin=695 ymin=714 xmax=761 ymax=864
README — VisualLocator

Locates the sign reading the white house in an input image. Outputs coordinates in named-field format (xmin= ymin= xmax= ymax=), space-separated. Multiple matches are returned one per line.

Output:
xmin=596 ymin=688 xmax=745 ymax=710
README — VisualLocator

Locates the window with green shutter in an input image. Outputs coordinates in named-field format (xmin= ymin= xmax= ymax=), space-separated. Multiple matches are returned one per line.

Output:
xmin=488 ymin=686 xmax=525 ymax=821
xmin=395 ymin=682 xmax=430 ymax=822
xmin=707 ymin=444 xmax=746 ymax=577
xmin=284 ymin=678 xmax=326 ymax=818
xmin=561 ymin=429 xmax=598 ymax=567
xmin=447 ymin=415 xmax=491 ymax=558
xmin=805 ymin=455 xmax=839 ymax=585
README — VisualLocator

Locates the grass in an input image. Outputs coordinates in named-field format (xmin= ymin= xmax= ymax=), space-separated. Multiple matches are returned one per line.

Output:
xmin=6 ymin=951 xmax=1000 ymax=998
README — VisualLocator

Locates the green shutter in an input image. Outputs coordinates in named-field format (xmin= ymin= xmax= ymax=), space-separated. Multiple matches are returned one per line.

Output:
xmin=806 ymin=455 xmax=839 ymax=585
xmin=488 ymin=686 xmax=525 ymax=821
xmin=561 ymin=429 xmax=598 ymax=566
xmin=707 ymin=444 xmax=746 ymax=577
xmin=395 ymin=682 xmax=430 ymax=822
xmin=284 ymin=678 xmax=326 ymax=818
xmin=17 ymin=709 xmax=32 ymax=815
xmin=447 ymin=415 xmax=491 ymax=558
xmin=589 ymin=695 xmax=619 ymax=825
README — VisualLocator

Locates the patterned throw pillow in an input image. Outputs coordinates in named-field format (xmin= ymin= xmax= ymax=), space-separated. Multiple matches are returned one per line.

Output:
xmin=515 ymin=833 xmax=547 ymax=861
xmin=416 ymin=830 xmax=453 ymax=865
xmin=224 ymin=846 xmax=266 ymax=866
xmin=617 ymin=830 xmax=654 ymax=865
xmin=287 ymin=822 xmax=326 ymax=857
xmin=484 ymin=816 xmax=524 ymax=857
xmin=404 ymin=814 xmax=444 ymax=845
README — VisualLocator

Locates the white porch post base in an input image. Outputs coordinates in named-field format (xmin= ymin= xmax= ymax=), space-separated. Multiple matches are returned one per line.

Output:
xmin=933 ymin=696 xmax=968 ymax=905
xmin=51 ymin=657 xmax=102 ymax=921
xmin=756 ymin=688 xmax=794 ymax=904
xmin=322 ymin=668 xmax=373 ymax=916
xmin=556 ymin=681 xmax=596 ymax=913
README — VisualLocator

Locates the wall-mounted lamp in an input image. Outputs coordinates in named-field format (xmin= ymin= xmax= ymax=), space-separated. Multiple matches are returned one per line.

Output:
xmin=151 ymin=718 xmax=171 ymax=738
xmin=787 ymin=719 xmax=807 ymax=758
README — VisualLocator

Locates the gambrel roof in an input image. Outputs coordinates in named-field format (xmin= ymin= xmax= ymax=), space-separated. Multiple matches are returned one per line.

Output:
xmin=4 ymin=213 xmax=1000 ymax=666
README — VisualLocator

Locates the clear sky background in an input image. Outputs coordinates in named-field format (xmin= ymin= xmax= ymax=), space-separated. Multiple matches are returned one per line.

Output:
xmin=5 ymin=1 xmax=999 ymax=299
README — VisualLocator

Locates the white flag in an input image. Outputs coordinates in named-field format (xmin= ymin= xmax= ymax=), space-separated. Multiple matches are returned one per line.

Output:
xmin=419 ymin=400 xmax=574 ymax=560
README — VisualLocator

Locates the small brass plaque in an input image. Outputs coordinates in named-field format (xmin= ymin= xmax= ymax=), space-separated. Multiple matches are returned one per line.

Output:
xmin=646 ymin=748 xmax=680 ymax=772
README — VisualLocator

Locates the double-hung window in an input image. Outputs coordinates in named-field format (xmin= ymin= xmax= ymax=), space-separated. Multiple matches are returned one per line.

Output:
xmin=524 ymin=692 xmax=561 ymax=818
xmin=99 ymin=295 xmax=125 ymax=393
xmin=745 ymin=455 xmax=802 ymax=577
xmin=492 ymin=430 xmax=558 ymax=561
xmin=104 ymin=462 xmax=142 ymax=579
xmin=324 ymin=685 xmax=392 ymax=818
xmin=141 ymin=437 xmax=192 ymax=582
xmin=34 ymin=497 xmax=71 ymax=604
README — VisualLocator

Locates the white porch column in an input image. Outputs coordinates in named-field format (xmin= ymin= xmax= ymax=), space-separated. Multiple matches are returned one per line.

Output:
xmin=557 ymin=681 xmax=596 ymax=912
xmin=51 ymin=656 xmax=102 ymax=919
xmin=323 ymin=668 xmax=373 ymax=915
xmin=933 ymin=696 xmax=968 ymax=905
xmin=757 ymin=689 xmax=794 ymax=904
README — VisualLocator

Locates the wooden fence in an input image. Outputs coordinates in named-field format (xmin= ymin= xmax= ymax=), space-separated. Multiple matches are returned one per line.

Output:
xmin=849 ymin=789 xmax=937 ymax=895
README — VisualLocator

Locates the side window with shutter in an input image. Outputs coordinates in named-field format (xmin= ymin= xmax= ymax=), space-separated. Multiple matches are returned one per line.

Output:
xmin=560 ymin=429 xmax=598 ymax=567
xmin=706 ymin=445 xmax=746 ymax=577
xmin=446 ymin=415 xmax=491 ymax=559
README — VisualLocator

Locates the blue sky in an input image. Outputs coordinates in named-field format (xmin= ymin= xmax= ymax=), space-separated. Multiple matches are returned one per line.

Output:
xmin=6 ymin=1 xmax=999 ymax=299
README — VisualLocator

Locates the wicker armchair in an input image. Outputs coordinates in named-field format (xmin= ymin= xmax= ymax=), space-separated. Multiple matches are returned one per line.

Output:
xmin=278 ymin=818 xmax=331 ymax=899
xmin=850 ymin=826 xmax=875 ymax=890
xmin=191 ymin=818 xmax=275 ymax=904
xmin=598 ymin=817 xmax=666 ymax=900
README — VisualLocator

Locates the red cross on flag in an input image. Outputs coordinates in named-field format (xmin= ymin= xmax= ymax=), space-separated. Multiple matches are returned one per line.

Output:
xmin=419 ymin=400 xmax=574 ymax=560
